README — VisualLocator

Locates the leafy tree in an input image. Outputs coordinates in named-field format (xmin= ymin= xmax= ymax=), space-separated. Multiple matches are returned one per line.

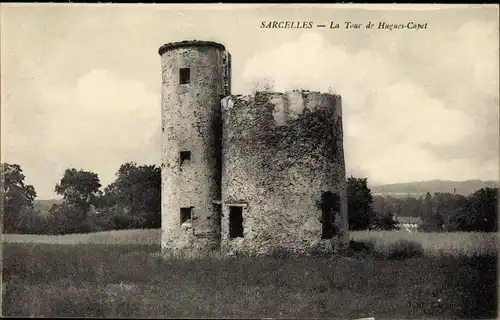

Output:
xmin=47 ymin=202 xmax=91 ymax=234
xmin=52 ymin=168 xmax=101 ymax=233
xmin=55 ymin=168 xmax=102 ymax=211
xmin=103 ymin=162 xmax=161 ymax=228
xmin=419 ymin=192 xmax=444 ymax=232
xmin=1 ymin=163 xmax=37 ymax=233
xmin=347 ymin=176 xmax=374 ymax=230
xmin=370 ymin=212 xmax=400 ymax=230
xmin=465 ymin=187 xmax=498 ymax=232
xmin=405 ymin=196 xmax=424 ymax=217
xmin=16 ymin=206 xmax=51 ymax=234
xmin=448 ymin=187 xmax=498 ymax=232
xmin=432 ymin=192 xmax=467 ymax=231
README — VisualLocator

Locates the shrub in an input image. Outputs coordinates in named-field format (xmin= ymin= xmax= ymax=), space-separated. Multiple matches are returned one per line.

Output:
xmin=387 ymin=239 xmax=424 ymax=260
xmin=349 ymin=239 xmax=375 ymax=252
xmin=47 ymin=203 xmax=91 ymax=235
xmin=306 ymin=242 xmax=331 ymax=257
xmin=269 ymin=247 xmax=296 ymax=259
xmin=88 ymin=205 xmax=147 ymax=232
xmin=370 ymin=212 xmax=400 ymax=231
xmin=342 ymin=239 xmax=380 ymax=259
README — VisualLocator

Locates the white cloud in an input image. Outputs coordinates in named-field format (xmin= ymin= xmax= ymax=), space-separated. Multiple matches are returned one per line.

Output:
xmin=39 ymin=69 xmax=160 ymax=191
xmin=242 ymin=30 xmax=497 ymax=184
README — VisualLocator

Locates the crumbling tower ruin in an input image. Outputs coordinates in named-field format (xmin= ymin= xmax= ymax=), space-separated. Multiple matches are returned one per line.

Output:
xmin=159 ymin=41 xmax=231 ymax=253
xmin=159 ymin=40 xmax=348 ymax=256
xmin=220 ymin=91 xmax=349 ymax=254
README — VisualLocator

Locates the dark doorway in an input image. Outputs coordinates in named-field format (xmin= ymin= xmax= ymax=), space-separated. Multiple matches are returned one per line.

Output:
xmin=229 ymin=206 xmax=244 ymax=239
xmin=321 ymin=192 xmax=340 ymax=239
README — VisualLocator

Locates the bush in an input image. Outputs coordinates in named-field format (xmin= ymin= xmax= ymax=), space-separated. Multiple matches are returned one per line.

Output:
xmin=269 ymin=247 xmax=296 ymax=260
xmin=9 ymin=207 xmax=52 ymax=235
xmin=88 ymin=205 xmax=148 ymax=232
xmin=370 ymin=212 xmax=400 ymax=231
xmin=387 ymin=240 xmax=424 ymax=260
xmin=341 ymin=239 xmax=380 ymax=259
xmin=349 ymin=239 xmax=375 ymax=252
xmin=47 ymin=203 xmax=91 ymax=235
xmin=306 ymin=242 xmax=333 ymax=257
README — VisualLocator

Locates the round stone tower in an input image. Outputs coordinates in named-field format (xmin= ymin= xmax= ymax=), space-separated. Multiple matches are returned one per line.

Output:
xmin=220 ymin=91 xmax=349 ymax=255
xmin=158 ymin=40 xmax=231 ymax=253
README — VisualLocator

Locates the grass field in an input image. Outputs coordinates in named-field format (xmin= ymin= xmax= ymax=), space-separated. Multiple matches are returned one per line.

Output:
xmin=2 ymin=229 xmax=498 ymax=318
xmin=4 ymin=229 xmax=497 ymax=256
xmin=350 ymin=230 xmax=499 ymax=257
xmin=2 ymin=228 xmax=161 ymax=245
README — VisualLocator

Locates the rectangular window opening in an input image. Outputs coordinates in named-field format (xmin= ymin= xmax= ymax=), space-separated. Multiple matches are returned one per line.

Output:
xmin=180 ymin=151 xmax=191 ymax=166
xmin=229 ymin=206 xmax=244 ymax=239
xmin=180 ymin=207 xmax=192 ymax=224
xmin=321 ymin=192 xmax=340 ymax=239
xmin=179 ymin=68 xmax=190 ymax=85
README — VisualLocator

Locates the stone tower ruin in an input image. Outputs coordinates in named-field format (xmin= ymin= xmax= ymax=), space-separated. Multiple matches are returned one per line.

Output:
xmin=159 ymin=40 xmax=348 ymax=256
xmin=159 ymin=41 xmax=231 ymax=252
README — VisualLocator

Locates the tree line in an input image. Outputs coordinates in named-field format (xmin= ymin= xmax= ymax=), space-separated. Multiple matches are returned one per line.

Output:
xmin=2 ymin=162 xmax=160 ymax=234
xmin=349 ymin=177 xmax=498 ymax=232
xmin=1 ymin=163 xmax=498 ymax=235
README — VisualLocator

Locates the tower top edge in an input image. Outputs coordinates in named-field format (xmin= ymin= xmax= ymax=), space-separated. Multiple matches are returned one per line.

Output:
xmin=158 ymin=40 xmax=226 ymax=56
xmin=223 ymin=90 xmax=341 ymax=100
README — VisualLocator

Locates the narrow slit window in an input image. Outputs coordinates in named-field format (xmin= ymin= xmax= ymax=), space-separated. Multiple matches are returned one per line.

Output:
xmin=229 ymin=206 xmax=244 ymax=239
xmin=180 ymin=207 xmax=192 ymax=224
xmin=179 ymin=68 xmax=190 ymax=84
xmin=180 ymin=151 xmax=191 ymax=166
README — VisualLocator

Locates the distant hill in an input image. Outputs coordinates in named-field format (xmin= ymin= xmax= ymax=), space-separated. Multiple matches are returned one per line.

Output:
xmin=371 ymin=180 xmax=499 ymax=197
xmin=34 ymin=199 xmax=64 ymax=214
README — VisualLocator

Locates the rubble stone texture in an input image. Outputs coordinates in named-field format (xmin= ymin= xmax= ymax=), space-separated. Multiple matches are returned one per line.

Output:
xmin=159 ymin=41 xmax=348 ymax=255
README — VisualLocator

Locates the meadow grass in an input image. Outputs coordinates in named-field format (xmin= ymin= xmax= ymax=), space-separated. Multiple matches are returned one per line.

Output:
xmin=1 ymin=228 xmax=161 ymax=245
xmin=2 ymin=229 xmax=498 ymax=319
xmin=350 ymin=230 xmax=499 ymax=257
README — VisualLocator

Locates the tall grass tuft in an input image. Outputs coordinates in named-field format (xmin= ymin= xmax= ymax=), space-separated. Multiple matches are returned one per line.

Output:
xmin=386 ymin=239 xmax=424 ymax=260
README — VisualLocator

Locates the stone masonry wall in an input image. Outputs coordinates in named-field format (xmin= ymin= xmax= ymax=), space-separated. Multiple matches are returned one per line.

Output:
xmin=160 ymin=43 xmax=230 ymax=253
xmin=220 ymin=91 xmax=349 ymax=255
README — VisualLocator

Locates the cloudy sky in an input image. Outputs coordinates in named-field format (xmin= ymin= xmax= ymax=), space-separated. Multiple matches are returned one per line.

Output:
xmin=1 ymin=4 xmax=498 ymax=199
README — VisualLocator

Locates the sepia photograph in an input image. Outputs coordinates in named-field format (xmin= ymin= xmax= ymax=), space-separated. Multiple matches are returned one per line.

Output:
xmin=1 ymin=3 xmax=499 ymax=319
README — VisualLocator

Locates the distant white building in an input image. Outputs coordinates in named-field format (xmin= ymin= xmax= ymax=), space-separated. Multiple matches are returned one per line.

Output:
xmin=393 ymin=214 xmax=422 ymax=232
